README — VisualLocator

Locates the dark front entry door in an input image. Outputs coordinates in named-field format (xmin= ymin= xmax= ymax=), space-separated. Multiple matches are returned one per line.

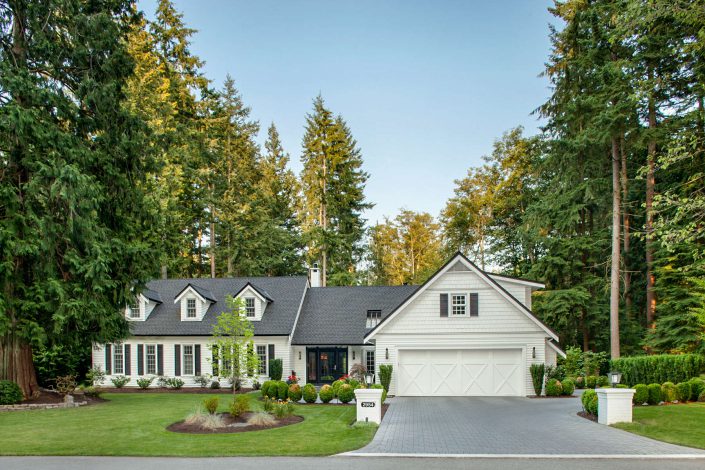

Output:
xmin=306 ymin=347 xmax=348 ymax=384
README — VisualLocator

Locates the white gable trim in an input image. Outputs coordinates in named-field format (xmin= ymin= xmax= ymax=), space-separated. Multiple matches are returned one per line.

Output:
xmin=488 ymin=274 xmax=545 ymax=289
xmin=364 ymin=253 xmax=559 ymax=342
xmin=235 ymin=285 xmax=267 ymax=304
xmin=288 ymin=279 xmax=310 ymax=346
xmin=174 ymin=286 xmax=207 ymax=304
xmin=547 ymin=340 xmax=566 ymax=358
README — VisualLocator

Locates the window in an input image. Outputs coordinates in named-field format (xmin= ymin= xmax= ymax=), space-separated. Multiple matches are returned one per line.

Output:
xmin=183 ymin=345 xmax=194 ymax=375
xmin=128 ymin=298 xmax=140 ymax=318
xmin=245 ymin=297 xmax=256 ymax=317
xmin=113 ymin=344 xmax=124 ymax=374
xmin=146 ymin=345 xmax=156 ymax=375
xmin=186 ymin=298 xmax=197 ymax=318
xmin=451 ymin=294 xmax=467 ymax=316
xmin=366 ymin=350 xmax=375 ymax=378
xmin=257 ymin=345 xmax=267 ymax=375
xmin=366 ymin=310 xmax=381 ymax=328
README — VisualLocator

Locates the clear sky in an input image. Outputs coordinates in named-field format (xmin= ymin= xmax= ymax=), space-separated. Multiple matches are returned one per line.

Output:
xmin=139 ymin=0 xmax=556 ymax=225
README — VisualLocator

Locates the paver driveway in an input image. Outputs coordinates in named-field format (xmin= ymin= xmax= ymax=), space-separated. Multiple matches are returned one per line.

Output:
xmin=352 ymin=396 xmax=705 ymax=455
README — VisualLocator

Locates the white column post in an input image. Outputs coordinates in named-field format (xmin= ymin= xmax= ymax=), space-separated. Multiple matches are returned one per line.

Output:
xmin=354 ymin=388 xmax=383 ymax=424
xmin=595 ymin=388 xmax=636 ymax=425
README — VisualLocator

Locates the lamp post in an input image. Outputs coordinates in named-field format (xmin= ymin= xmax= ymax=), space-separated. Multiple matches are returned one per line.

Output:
xmin=609 ymin=371 xmax=622 ymax=388
xmin=365 ymin=372 xmax=374 ymax=388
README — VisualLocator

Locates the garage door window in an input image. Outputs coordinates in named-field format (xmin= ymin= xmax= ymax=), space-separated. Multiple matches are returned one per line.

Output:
xmin=451 ymin=294 xmax=467 ymax=316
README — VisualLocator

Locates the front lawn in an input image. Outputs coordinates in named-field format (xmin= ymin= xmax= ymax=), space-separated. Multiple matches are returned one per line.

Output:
xmin=613 ymin=403 xmax=705 ymax=450
xmin=0 ymin=392 xmax=376 ymax=456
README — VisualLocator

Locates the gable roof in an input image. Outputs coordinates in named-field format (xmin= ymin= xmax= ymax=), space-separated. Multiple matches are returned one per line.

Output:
xmin=174 ymin=283 xmax=217 ymax=303
xmin=130 ymin=276 xmax=308 ymax=336
xmin=363 ymin=252 xmax=558 ymax=342
xmin=233 ymin=282 xmax=274 ymax=303
xmin=141 ymin=288 xmax=163 ymax=304
xmin=291 ymin=285 xmax=419 ymax=345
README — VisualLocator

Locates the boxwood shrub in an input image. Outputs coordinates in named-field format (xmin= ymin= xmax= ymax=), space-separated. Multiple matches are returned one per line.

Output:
xmin=581 ymin=389 xmax=598 ymax=415
xmin=260 ymin=380 xmax=271 ymax=398
xmin=586 ymin=375 xmax=597 ymax=389
xmin=699 ymin=390 xmax=705 ymax=402
xmin=661 ymin=382 xmax=677 ymax=402
xmin=371 ymin=383 xmax=387 ymax=403
xmin=610 ymin=354 xmax=705 ymax=386
xmin=0 ymin=380 xmax=23 ymax=405
xmin=647 ymin=383 xmax=662 ymax=405
xmin=688 ymin=377 xmax=705 ymax=401
xmin=302 ymin=383 xmax=317 ymax=403
xmin=338 ymin=384 xmax=355 ymax=403
xmin=545 ymin=378 xmax=563 ymax=397
xmin=319 ymin=384 xmax=334 ymax=403
xmin=276 ymin=381 xmax=289 ymax=400
xmin=561 ymin=378 xmax=575 ymax=396
xmin=331 ymin=379 xmax=346 ymax=398
xmin=288 ymin=383 xmax=302 ymax=402
xmin=675 ymin=382 xmax=691 ymax=402
xmin=633 ymin=384 xmax=648 ymax=404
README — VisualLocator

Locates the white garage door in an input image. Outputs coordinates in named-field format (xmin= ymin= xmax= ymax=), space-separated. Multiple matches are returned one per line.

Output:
xmin=398 ymin=349 xmax=524 ymax=396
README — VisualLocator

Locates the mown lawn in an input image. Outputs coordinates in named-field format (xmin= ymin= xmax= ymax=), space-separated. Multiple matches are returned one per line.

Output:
xmin=0 ymin=392 xmax=376 ymax=456
xmin=614 ymin=402 xmax=705 ymax=450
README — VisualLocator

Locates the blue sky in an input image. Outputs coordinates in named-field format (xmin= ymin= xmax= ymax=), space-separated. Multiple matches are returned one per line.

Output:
xmin=139 ymin=0 xmax=556 ymax=225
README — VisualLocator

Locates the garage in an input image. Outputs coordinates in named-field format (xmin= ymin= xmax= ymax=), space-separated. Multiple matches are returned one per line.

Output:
xmin=397 ymin=349 xmax=524 ymax=396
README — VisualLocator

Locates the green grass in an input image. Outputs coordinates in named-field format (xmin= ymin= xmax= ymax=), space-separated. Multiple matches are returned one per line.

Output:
xmin=0 ymin=392 xmax=376 ymax=456
xmin=613 ymin=403 xmax=705 ymax=450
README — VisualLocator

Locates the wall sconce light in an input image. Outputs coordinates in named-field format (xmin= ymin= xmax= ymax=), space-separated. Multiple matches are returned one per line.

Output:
xmin=298 ymin=351 xmax=301 ymax=360
xmin=353 ymin=351 xmax=355 ymax=360
xmin=385 ymin=348 xmax=389 ymax=360
xmin=532 ymin=347 xmax=536 ymax=359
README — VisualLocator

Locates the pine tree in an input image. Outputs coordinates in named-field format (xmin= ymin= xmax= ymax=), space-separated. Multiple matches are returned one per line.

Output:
xmin=0 ymin=0 xmax=158 ymax=397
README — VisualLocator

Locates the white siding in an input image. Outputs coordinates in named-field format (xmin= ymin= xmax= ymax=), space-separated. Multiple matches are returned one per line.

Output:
xmin=235 ymin=286 xmax=267 ymax=321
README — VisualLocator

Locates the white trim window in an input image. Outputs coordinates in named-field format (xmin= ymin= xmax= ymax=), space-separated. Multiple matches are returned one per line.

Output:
xmin=256 ymin=345 xmax=267 ymax=375
xmin=366 ymin=350 xmax=375 ymax=377
xmin=245 ymin=298 xmax=256 ymax=318
xmin=146 ymin=344 xmax=156 ymax=375
xmin=366 ymin=310 xmax=381 ymax=328
xmin=113 ymin=344 xmax=124 ymax=374
xmin=128 ymin=298 xmax=140 ymax=318
xmin=451 ymin=294 xmax=468 ymax=316
xmin=183 ymin=345 xmax=194 ymax=375
xmin=186 ymin=298 xmax=197 ymax=318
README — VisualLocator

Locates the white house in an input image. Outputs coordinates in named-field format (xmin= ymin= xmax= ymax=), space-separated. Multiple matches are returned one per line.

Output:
xmin=92 ymin=252 xmax=565 ymax=396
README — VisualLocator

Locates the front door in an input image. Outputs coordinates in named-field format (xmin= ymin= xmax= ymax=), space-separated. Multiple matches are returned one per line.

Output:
xmin=306 ymin=347 xmax=348 ymax=384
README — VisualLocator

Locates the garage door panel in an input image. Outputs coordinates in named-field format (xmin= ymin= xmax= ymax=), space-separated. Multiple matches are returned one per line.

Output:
xmin=399 ymin=349 xmax=523 ymax=397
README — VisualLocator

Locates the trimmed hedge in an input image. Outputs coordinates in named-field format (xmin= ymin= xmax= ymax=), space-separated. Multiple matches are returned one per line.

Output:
xmin=338 ymin=384 xmax=354 ymax=403
xmin=688 ymin=378 xmax=705 ymax=401
xmin=530 ymin=363 xmax=545 ymax=396
xmin=609 ymin=354 xmax=704 ymax=386
xmin=561 ymin=378 xmax=575 ymax=396
xmin=661 ymin=382 xmax=677 ymax=402
xmin=331 ymin=379 xmax=345 ymax=398
xmin=647 ymin=383 xmax=662 ymax=405
xmin=581 ymin=389 xmax=598 ymax=415
xmin=269 ymin=358 xmax=283 ymax=381
xmin=586 ymin=376 xmax=597 ymax=389
xmin=633 ymin=384 xmax=648 ymax=404
xmin=676 ymin=382 xmax=691 ymax=402
xmin=288 ymin=383 xmax=302 ymax=402
xmin=545 ymin=379 xmax=562 ymax=396
xmin=379 ymin=364 xmax=393 ymax=393
xmin=319 ymin=384 xmax=334 ymax=403
xmin=276 ymin=381 xmax=289 ymax=400
xmin=303 ymin=383 xmax=317 ymax=403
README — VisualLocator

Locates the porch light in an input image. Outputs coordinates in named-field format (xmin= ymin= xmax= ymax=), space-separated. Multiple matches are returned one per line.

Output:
xmin=609 ymin=371 xmax=622 ymax=388
xmin=365 ymin=372 xmax=374 ymax=387
xmin=385 ymin=348 xmax=389 ymax=360
xmin=532 ymin=347 xmax=536 ymax=359
xmin=299 ymin=351 xmax=301 ymax=360
xmin=353 ymin=351 xmax=355 ymax=360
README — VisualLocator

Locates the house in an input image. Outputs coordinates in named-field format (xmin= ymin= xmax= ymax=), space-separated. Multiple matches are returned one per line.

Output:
xmin=92 ymin=252 xmax=565 ymax=396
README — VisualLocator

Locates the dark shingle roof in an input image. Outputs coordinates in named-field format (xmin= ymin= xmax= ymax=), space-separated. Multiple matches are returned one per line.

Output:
xmin=131 ymin=276 xmax=308 ymax=336
xmin=141 ymin=288 xmax=163 ymax=304
xmin=291 ymin=285 xmax=419 ymax=345
xmin=233 ymin=282 xmax=274 ymax=303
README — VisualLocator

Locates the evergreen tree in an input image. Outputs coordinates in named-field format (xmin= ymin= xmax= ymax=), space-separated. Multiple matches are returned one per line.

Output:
xmin=0 ymin=0 xmax=158 ymax=397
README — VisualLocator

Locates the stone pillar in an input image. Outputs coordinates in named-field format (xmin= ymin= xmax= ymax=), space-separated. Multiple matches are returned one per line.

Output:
xmin=354 ymin=388 xmax=383 ymax=424
xmin=596 ymin=388 xmax=635 ymax=425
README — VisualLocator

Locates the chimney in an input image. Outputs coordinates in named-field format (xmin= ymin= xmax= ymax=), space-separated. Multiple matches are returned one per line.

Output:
xmin=309 ymin=263 xmax=321 ymax=288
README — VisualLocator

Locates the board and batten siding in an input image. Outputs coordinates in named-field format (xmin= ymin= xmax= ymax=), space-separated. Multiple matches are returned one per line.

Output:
xmin=92 ymin=335 xmax=290 ymax=387
xmin=372 ymin=270 xmax=550 ymax=396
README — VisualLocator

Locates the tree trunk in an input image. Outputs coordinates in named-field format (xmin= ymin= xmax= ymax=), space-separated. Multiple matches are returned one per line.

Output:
xmin=321 ymin=152 xmax=328 ymax=287
xmin=620 ymin=135 xmax=631 ymax=318
xmin=161 ymin=265 xmax=167 ymax=279
xmin=645 ymin=81 xmax=657 ymax=326
xmin=210 ymin=206 xmax=216 ymax=279
xmin=610 ymin=138 xmax=621 ymax=359
xmin=0 ymin=331 xmax=40 ymax=399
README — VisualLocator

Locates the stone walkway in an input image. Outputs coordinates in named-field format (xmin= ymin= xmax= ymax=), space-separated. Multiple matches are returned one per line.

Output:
xmin=351 ymin=396 xmax=705 ymax=455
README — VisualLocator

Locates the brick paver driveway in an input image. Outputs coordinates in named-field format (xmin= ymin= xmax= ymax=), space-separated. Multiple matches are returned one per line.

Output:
xmin=351 ymin=396 xmax=705 ymax=455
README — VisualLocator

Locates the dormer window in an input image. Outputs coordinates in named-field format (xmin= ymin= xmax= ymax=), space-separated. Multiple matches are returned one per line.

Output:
xmin=186 ymin=298 xmax=197 ymax=318
xmin=245 ymin=298 xmax=256 ymax=317
xmin=366 ymin=310 xmax=381 ymax=328
xmin=128 ymin=299 xmax=140 ymax=319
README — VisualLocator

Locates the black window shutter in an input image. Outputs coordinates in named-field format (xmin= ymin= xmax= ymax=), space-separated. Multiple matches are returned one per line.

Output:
xmin=194 ymin=344 xmax=201 ymax=375
xmin=268 ymin=344 xmax=275 ymax=374
xmin=174 ymin=344 xmax=181 ymax=376
xmin=157 ymin=344 xmax=164 ymax=376
xmin=124 ymin=344 xmax=131 ymax=376
xmin=211 ymin=345 xmax=219 ymax=376
xmin=105 ymin=344 xmax=112 ymax=375
xmin=440 ymin=293 xmax=448 ymax=317
xmin=470 ymin=293 xmax=479 ymax=316
xmin=137 ymin=344 xmax=144 ymax=376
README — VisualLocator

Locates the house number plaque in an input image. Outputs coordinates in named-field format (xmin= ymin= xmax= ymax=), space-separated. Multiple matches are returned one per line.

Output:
xmin=361 ymin=401 xmax=375 ymax=407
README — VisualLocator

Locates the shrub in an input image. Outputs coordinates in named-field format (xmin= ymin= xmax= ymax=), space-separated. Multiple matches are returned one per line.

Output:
xmin=203 ymin=397 xmax=219 ymax=414
xmin=260 ymin=380 xmax=270 ymax=397
xmin=54 ymin=375 xmax=77 ymax=395
xmin=111 ymin=376 xmax=130 ymax=388
xmin=157 ymin=376 xmax=169 ymax=388
xmin=661 ymin=382 xmax=677 ymax=403
xmin=247 ymin=411 xmax=276 ymax=426
xmin=545 ymin=378 xmax=562 ymax=397
xmin=319 ymin=384 xmax=334 ymax=403
xmin=545 ymin=364 xmax=565 ymax=382
xmin=78 ymin=385 xmax=101 ymax=398
xmin=338 ymin=384 xmax=355 ymax=403
xmin=269 ymin=358 xmax=283 ymax=381
xmin=229 ymin=395 xmax=249 ymax=417
xmin=210 ymin=381 xmax=221 ymax=389
xmin=581 ymin=389 xmax=598 ymax=415
xmin=633 ymin=384 xmax=649 ymax=404
xmin=86 ymin=366 xmax=106 ymax=386
xmin=349 ymin=363 xmax=367 ymax=382
xmin=288 ymin=384 xmax=302 ymax=402
xmin=252 ymin=380 xmax=261 ymax=390
xmin=0 ymin=380 xmax=23 ymax=405
xmin=688 ymin=378 xmax=705 ymax=401
xmin=529 ymin=363 xmax=545 ymax=396
xmin=263 ymin=396 xmax=274 ymax=413
xmin=303 ymin=383 xmax=317 ymax=403
xmin=586 ymin=376 xmax=597 ymax=389
xmin=371 ymin=383 xmax=387 ymax=403
xmin=167 ymin=378 xmax=184 ymax=389
xmin=194 ymin=374 xmax=210 ymax=388
xmin=675 ymin=382 xmax=691 ymax=402
xmin=348 ymin=379 xmax=361 ymax=389
xmin=597 ymin=376 xmax=609 ymax=387
xmin=561 ymin=378 xmax=575 ymax=396
xmin=647 ymin=383 xmax=662 ymax=405
xmin=574 ymin=376 xmax=585 ymax=389
xmin=699 ymin=390 xmax=705 ymax=402
xmin=136 ymin=377 xmax=154 ymax=389
xmin=276 ymin=381 xmax=289 ymax=400
xmin=331 ymin=379 xmax=346 ymax=398
xmin=379 ymin=364 xmax=393 ymax=393
xmin=610 ymin=354 xmax=705 ymax=386
xmin=271 ymin=399 xmax=295 ymax=418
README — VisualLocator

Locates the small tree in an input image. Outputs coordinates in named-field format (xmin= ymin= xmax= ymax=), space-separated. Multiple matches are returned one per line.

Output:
xmin=211 ymin=296 xmax=259 ymax=394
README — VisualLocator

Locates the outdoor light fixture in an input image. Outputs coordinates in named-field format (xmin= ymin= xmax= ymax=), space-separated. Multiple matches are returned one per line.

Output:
xmin=532 ymin=347 xmax=536 ymax=359
xmin=365 ymin=372 xmax=374 ymax=387
xmin=353 ymin=351 xmax=355 ymax=360
xmin=385 ymin=348 xmax=389 ymax=359
xmin=609 ymin=371 xmax=622 ymax=388
xmin=299 ymin=351 xmax=301 ymax=360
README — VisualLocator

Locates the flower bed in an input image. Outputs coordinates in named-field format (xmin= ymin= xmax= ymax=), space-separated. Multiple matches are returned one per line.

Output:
xmin=167 ymin=411 xmax=303 ymax=434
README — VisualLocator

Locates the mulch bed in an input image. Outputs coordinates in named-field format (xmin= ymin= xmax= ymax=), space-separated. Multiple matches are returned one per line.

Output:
xmin=22 ymin=390 xmax=106 ymax=406
xmin=577 ymin=411 xmax=598 ymax=422
xmin=528 ymin=395 xmax=577 ymax=399
xmin=167 ymin=412 xmax=303 ymax=434
xmin=98 ymin=387 xmax=253 ymax=394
